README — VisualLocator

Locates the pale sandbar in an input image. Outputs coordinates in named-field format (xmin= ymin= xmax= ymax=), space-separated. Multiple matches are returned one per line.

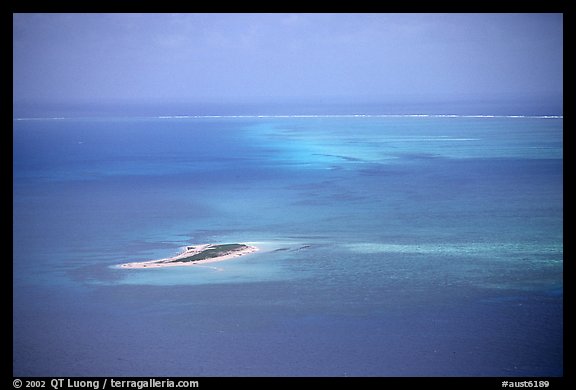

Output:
xmin=118 ymin=243 xmax=258 ymax=269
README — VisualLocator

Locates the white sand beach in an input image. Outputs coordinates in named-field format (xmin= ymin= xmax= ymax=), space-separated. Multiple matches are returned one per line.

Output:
xmin=118 ymin=243 xmax=258 ymax=269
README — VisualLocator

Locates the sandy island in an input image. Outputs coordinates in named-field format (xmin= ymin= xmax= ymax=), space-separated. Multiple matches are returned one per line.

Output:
xmin=118 ymin=243 xmax=258 ymax=269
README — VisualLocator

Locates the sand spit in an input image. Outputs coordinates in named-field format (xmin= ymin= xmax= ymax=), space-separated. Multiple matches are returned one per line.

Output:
xmin=118 ymin=243 xmax=258 ymax=269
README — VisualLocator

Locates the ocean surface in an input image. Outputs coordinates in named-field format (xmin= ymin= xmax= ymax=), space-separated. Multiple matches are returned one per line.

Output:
xmin=13 ymin=106 xmax=563 ymax=376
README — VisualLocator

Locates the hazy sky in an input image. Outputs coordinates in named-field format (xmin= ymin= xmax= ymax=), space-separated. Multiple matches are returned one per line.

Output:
xmin=13 ymin=13 xmax=563 ymax=106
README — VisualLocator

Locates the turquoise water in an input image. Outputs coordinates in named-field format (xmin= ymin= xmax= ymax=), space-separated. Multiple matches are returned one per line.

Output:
xmin=13 ymin=114 xmax=562 ymax=376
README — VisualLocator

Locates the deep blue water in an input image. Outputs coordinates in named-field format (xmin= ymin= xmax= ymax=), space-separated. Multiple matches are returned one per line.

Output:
xmin=13 ymin=112 xmax=563 ymax=376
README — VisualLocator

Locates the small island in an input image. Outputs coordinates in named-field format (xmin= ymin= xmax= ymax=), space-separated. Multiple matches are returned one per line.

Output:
xmin=118 ymin=243 xmax=258 ymax=269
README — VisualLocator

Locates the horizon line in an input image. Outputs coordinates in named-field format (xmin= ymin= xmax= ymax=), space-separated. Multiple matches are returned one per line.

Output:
xmin=14 ymin=113 xmax=563 ymax=121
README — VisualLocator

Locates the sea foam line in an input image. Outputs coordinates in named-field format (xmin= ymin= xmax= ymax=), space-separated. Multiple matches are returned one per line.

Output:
xmin=155 ymin=114 xmax=563 ymax=119
xmin=14 ymin=114 xmax=563 ymax=121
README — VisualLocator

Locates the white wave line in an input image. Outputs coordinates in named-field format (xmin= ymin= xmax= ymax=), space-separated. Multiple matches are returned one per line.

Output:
xmin=14 ymin=117 xmax=67 ymax=121
xmin=155 ymin=114 xmax=563 ymax=119
xmin=14 ymin=114 xmax=563 ymax=121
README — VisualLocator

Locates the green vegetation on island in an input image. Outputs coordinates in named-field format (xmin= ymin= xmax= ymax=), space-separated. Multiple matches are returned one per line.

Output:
xmin=166 ymin=243 xmax=248 ymax=263
xmin=118 ymin=243 xmax=257 ymax=269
